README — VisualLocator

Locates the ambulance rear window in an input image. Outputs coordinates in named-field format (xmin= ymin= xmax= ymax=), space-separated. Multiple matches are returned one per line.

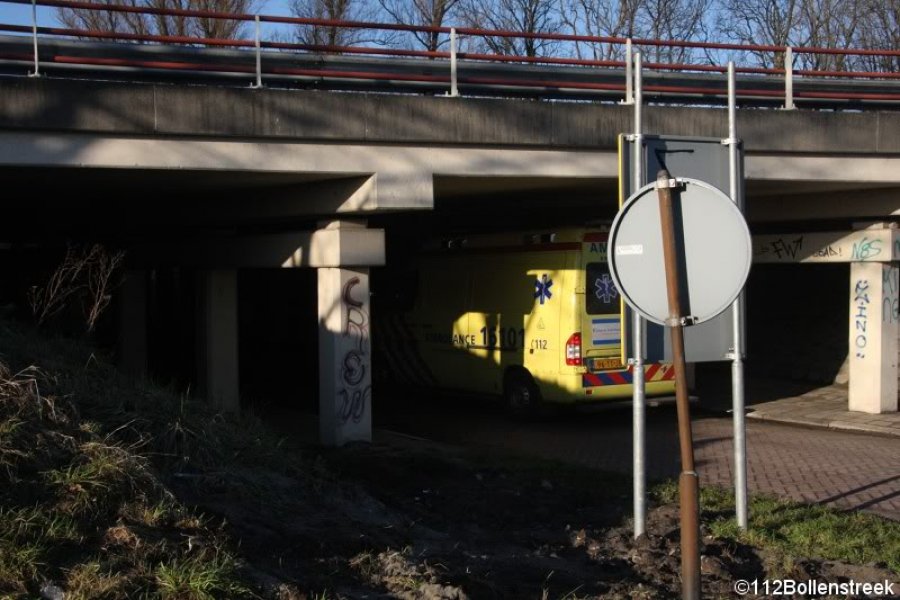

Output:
xmin=586 ymin=262 xmax=619 ymax=314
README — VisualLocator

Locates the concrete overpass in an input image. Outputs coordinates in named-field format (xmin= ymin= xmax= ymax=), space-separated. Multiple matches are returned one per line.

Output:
xmin=1 ymin=77 xmax=899 ymax=221
xmin=1 ymin=76 xmax=899 ymax=444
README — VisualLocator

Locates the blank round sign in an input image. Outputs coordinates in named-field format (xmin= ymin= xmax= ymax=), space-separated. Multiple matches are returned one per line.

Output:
xmin=607 ymin=177 xmax=751 ymax=326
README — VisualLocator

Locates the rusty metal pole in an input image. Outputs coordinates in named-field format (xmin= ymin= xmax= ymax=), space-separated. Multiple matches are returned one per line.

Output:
xmin=656 ymin=169 xmax=701 ymax=600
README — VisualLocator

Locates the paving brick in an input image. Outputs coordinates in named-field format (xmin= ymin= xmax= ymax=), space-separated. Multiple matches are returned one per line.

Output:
xmin=373 ymin=386 xmax=900 ymax=520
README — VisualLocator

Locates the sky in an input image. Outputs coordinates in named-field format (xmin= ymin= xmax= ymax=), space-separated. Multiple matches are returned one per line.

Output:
xmin=0 ymin=1 xmax=294 ymax=34
xmin=0 ymin=0 xmax=745 ymax=66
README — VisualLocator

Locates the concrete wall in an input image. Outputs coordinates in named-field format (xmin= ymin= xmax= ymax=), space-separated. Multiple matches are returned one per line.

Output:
xmin=0 ymin=78 xmax=899 ymax=154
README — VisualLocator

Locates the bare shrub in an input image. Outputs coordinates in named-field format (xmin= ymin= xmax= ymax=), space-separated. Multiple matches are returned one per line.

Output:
xmin=28 ymin=244 xmax=126 ymax=333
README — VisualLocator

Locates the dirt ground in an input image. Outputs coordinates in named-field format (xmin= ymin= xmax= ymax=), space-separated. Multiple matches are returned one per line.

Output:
xmin=173 ymin=438 xmax=898 ymax=600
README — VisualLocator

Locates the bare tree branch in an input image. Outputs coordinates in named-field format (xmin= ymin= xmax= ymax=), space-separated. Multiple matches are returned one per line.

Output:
xmin=377 ymin=0 xmax=459 ymax=52
xmin=562 ymin=0 xmax=641 ymax=60
xmin=57 ymin=0 xmax=262 ymax=41
xmin=29 ymin=244 xmax=126 ymax=333
xmin=291 ymin=0 xmax=384 ymax=48
xmin=457 ymin=0 xmax=563 ymax=57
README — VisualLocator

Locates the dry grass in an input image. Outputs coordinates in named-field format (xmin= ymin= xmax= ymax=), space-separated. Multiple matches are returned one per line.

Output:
xmin=0 ymin=322 xmax=263 ymax=599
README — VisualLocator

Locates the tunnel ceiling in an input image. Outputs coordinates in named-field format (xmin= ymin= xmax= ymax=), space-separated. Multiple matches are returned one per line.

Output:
xmin=0 ymin=166 xmax=896 ymax=243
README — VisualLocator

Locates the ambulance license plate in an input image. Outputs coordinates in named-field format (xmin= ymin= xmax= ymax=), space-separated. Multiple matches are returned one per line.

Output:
xmin=589 ymin=358 xmax=622 ymax=371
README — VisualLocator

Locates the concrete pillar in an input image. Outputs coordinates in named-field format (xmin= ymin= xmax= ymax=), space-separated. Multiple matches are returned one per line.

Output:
xmin=848 ymin=261 xmax=899 ymax=413
xmin=318 ymin=267 xmax=372 ymax=446
xmin=198 ymin=269 xmax=240 ymax=412
xmin=118 ymin=269 xmax=148 ymax=379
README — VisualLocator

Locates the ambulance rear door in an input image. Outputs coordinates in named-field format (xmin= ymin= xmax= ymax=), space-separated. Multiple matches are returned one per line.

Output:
xmin=580 ymin=232 xmax=625 ymax=372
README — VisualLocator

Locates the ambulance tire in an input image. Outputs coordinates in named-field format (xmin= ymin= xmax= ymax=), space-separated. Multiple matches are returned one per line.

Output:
xmin=503 ymin=369 xmax=543 ymax=418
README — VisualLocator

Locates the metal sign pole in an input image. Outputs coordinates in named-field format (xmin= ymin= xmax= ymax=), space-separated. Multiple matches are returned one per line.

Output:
xmin=656 ymin=170 xmax=701 ymax=600
xmin=726 ymin=61 xmax=749 ymax=530
xmin=631 ymin=51 xmax=646 ymax=539
xmin=622 ymin=39 xmax=634 ymax=105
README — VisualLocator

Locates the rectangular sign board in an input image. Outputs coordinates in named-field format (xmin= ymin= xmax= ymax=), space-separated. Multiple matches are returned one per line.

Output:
xmin=619 ymin=134 xmax=747 ymax=363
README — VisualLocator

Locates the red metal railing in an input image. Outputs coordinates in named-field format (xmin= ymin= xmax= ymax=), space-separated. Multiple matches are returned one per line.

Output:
xmin=0 ymin=0 xmax=898 ymax=105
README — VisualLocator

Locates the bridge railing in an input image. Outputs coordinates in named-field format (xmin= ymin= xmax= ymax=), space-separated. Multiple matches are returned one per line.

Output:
xmin=0 ymin=0 xmax=898 ymax=106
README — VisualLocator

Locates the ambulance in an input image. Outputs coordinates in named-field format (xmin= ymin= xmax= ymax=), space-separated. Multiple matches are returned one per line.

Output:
xmin=377 ymin=229 xmax=676 ymax=414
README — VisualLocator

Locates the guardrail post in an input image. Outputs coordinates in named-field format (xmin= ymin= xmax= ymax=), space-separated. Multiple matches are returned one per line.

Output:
xmin=252 ymin=15 xmax=262 ymax=88
xmin=620 ymin=38 xmax=634 ymax=105
xmin=783 ymin=46 xmax=795 ymax=110
xmin=449 ymin=27 xmax=459 ymax=97
xmin=29 ymin=0 xmax=40 ymax=77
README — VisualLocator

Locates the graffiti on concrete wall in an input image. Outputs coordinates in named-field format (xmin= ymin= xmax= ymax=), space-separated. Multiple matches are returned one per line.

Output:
xmin=754 ymin=236 xmax=804 ymax=260
xmin=883 ymin=266 xmax=900 ymax=324
xmin=338 ymin=276 xmax=370 ymax=425
xmin=851 ymin=237 xmax=883 ymax=261
xmin=854 ymin=279 xmax=870 ymax=358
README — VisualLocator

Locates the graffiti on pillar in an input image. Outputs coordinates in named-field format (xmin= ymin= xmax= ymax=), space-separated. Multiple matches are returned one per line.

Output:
xmin=851 ymin=237 xmax=882 ymax=261
xmin=338 ymin=276 xmax=370 ymax=424
xmin=883 ymin=267 xmax=900 ymax=324
xmin=854 ymin=279 xmax=870 ymax=358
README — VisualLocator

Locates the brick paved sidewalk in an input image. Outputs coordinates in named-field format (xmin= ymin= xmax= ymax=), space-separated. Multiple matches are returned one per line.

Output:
xmin=746 ymin=384 xmax=900 ymax=437
xmin=374 ymin=399 xmax=900 ymax=521
xmin=693 ymin=416 xmax=900 ymax=520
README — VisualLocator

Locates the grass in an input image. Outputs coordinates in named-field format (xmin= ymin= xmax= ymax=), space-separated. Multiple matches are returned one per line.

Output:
xmin=2 ymin=314 xmax=898 ymax=597
xmin=0 ymin=320 xmax=273 ymax=599
xmin=652 ymin=481 xmax=900 ymax=574
xmin=156 ymin=550 xmax=251 ymax=600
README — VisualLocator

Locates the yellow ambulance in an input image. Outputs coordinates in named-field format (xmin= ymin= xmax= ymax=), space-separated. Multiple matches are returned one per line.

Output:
xmin=378 ymin=229 xmax=676 ymax=414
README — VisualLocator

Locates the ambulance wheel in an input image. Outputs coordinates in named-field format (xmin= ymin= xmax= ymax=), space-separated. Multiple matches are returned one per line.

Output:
xmin=504 ymin=370 xmax=542 ymax=418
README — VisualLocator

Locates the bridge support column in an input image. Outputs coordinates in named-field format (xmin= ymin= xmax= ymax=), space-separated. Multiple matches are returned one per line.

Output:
xmin=318 ymin=266 xmax=372 ymax=446
xmin=118 ymin=269 xmax=148 ymax=379
xmin=849 ymin=261 xmax=899 ymax=413
xmin=311 ymin=220 xmax=383 ymax=446
xmin=198 ymin=269 xmax=240 ymax=412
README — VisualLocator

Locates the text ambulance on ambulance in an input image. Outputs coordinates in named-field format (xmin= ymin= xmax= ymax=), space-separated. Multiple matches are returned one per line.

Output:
xmin=378 ymin=229 xmax=676 ymax=415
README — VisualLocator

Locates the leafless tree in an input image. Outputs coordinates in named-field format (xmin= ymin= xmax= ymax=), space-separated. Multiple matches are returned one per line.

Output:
xmin=458 ymin=0 xmax=562 ymax=57
xmin=636 ymin=0 xmax=711 ymax=62
xmin=57 ymin=0 xmax=261 ymax=40
xmin=291 ymin=0 xmax=382 ymax=47
xmin=58 ymin=0 xmax=151 ymax=36
xmin=797 ymin=0 xmax=860 ymax=70
xmin=561 ymin=0 xmax=642 ymax=60
xmin=378 ymin=0 xmax=460 ymax=52
xmin=717 ymin=0 xmax=801 ymax=67
xmin=29 ymin=244 xmax=126 ymax=333
xmin=853 ymin=0 xmax=899 ymax=71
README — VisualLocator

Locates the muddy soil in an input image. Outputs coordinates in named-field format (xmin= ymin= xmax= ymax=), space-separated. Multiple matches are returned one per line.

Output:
xmin=173 ymin=439 xmax=897 ymax=600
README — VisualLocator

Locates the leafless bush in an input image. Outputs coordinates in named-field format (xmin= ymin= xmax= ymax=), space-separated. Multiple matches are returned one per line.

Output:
xmin=28 ymin=244 xmax=126 ymax=333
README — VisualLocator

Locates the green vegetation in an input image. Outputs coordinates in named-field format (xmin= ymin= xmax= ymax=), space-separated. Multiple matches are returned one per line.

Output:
xmin=2 ymin=314 xmax=898 ymax=598
xmin=653 ymin=481 xmax=900 ymax=573
xmin=0 ymin=319 xmax=289 ymax=598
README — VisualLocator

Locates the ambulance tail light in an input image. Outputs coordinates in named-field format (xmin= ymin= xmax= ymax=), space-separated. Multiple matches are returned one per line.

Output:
xmin=565 ymin=332 xmax=582 ymax=366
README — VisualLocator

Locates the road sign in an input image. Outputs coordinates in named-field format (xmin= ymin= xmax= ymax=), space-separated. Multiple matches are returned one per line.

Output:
xmin=620 ymin=134 xmax=746 ymax=362
xmin=608 ymin=177 xmax=752 ymax=326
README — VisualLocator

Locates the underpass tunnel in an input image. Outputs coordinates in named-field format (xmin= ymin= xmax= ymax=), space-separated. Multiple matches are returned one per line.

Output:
xmin=2 ymin=159 xmax=899 ymax=451
xmin=0 ymin=165 xmax=383 ymax=445
xmin=747 ymin=264 xmax=850 ymax=386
